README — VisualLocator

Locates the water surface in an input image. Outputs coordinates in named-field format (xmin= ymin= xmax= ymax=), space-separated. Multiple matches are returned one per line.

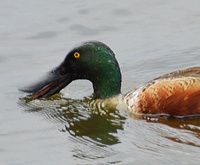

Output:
xmin=1 ymin=0 xmax=200 ymax=164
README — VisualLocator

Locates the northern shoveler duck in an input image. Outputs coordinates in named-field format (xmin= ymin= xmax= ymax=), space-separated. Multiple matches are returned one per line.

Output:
xmin=21 ymin=41 xmax=200 ymax=116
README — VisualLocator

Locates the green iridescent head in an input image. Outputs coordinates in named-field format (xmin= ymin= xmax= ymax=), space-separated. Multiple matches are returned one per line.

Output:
xmin=22 ymin=41 xmax=122 ymax=99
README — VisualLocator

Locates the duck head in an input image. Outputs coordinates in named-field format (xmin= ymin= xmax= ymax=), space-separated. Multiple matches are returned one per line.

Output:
xmin=21 ymin=41 xmax=122 ymax=99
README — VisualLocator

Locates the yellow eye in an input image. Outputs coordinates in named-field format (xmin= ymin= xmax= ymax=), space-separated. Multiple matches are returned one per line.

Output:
xmin=74 ymin=52 xmax=80 ymax=59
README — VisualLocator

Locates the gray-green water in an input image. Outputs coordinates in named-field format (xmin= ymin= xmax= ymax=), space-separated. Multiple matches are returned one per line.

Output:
xmin=1 ymin=1 xmax=200 ymax=164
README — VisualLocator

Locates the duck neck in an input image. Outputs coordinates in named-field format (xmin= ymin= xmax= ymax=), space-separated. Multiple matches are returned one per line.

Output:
xmin=92 ymin=63 xmax=122 ymax=99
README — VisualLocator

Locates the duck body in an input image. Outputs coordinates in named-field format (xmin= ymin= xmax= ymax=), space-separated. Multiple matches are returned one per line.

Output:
xmin=21 ymin=41 xmax=200 ymax=116
xmin=124 ymin=67 xmax=200 ymax=116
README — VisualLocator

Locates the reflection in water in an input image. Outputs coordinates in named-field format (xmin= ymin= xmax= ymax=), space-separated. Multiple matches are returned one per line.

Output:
xmin=19 ymin=94 xmax=200 ymax=162
xmin=19 ymin=94 xmax=200 ymax=150
xmin=145 ymin=116 xmax=200 ymax=148
xmin=19 ymin=95 xmax=126 ymax=146
xmin=60 ymin=111 xmax=123 ymax=145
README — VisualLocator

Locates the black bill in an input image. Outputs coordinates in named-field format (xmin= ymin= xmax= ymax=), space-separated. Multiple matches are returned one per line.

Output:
xmin=20 ymin=64 xmax=72 ymax=99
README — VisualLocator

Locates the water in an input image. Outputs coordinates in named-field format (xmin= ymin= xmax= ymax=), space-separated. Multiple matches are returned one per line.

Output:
xmin=1 ymin=0 xmax=200 ymax=164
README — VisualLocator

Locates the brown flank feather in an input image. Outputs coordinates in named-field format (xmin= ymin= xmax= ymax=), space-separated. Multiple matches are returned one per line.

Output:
xmin=137 ymin=77 xmax=200 ymax=115
xmin=124 ymin=67 xmax=200 ymax=116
